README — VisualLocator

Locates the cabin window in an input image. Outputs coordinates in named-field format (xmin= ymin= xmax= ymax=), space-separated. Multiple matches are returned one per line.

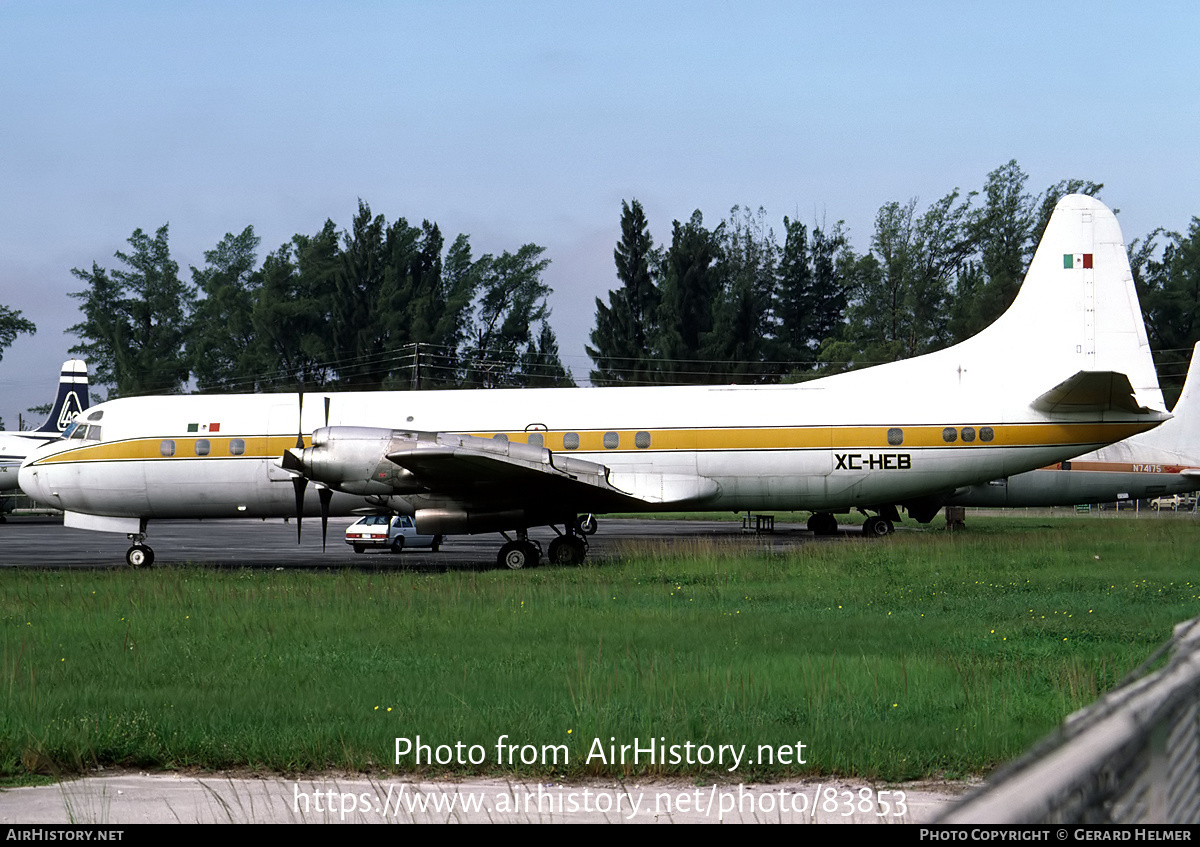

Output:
xmin=195 ymin=439 xmax=210 ymax=456
xmin=229 ymin=438 xmax=246 ymax=456
xmin=563 ymin=432 xmax=580 ymax=450
xmin=603 ymin=432 xmax=619 ymax=449
xmin=527 ymin=433 xmax=544 ymax=448
xmin=980 ymin=427 xmax=995 ymax=442
xmin=942 ymin=427 xmax=958 ymax=443
xmin=961 ymin=427 xmax=976 ymax=443
xmin=887 ymin=427 xmax=904 ymax=446
xmin=635 ymin=431 xmax=651 ymax=449
xmin=160 ymin=440 xmax=176 ymax=457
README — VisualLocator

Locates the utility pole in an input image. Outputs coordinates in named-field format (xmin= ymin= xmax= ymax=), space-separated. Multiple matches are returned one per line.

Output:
xmin=409 ymin=342 xmax=423 ymax=391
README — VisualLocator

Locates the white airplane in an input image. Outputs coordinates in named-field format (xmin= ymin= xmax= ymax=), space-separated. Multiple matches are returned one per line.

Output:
xmin=0 ymin=359 xmax=88 ymax=515
xmin=20 ymin=195 xmax=1170 ymax=567
xmin=941 ymin=341 xmax=1200 ymax=510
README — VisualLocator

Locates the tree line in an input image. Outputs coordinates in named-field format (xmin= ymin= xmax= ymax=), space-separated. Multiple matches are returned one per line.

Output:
xmin=2 ymin=159 xmax=1195 ymax=414
xmin=586 ymin=161 xmax=1200 ymax=404
xmin=65 ymin=200 xmax=574 ymax=399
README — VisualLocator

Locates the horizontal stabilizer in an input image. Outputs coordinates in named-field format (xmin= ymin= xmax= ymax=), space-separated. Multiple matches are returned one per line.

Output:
xmin=1030 ymin=371 xmax=1161 ymax=415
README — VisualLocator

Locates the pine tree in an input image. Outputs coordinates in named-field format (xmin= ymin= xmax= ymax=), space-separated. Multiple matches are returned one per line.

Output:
xmin=587 ymin=199 xmax=660 ymax=384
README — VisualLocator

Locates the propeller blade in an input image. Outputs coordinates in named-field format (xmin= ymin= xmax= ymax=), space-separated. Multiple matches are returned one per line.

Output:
xmin=324 ymin=396 xmax=331 ymax=427
xmin=291 ymin=476 xmax=306 ymax=544
xmin=319 ymin=487 xmax=333 ymax=552
xmin=296 ymin=389 xmax=305 ymax=450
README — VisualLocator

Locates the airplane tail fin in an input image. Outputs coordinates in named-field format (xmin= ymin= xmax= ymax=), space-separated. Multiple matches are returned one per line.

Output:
xmin=825 ymin=195 xmax=1166 ymax=420
xmin=1135 ymin=341 xmax=1200 ymax=455
xmin=884 ymin=193 xmax=1169 ymax=416
xmin=31 ymin=360 xmax=89 ymax=434
xmin=967 ymin=194 xmax=1165 ymax=411
xmin=1169 ymin=342 xmax=1200 ymax=418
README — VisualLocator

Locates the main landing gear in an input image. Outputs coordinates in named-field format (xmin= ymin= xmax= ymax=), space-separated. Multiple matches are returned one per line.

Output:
xmin=861 ymin=505 xmax=900 ymax=536
xmin=807 ymin=512 xmax=840 ymax=536
xmin=861 ymin=515 xmax=894 ymax=537
xmin=806 ymin=509 xmax=898 ymax=537
xmin=496 ymin=516 xmax=594 ymax=569
xmin=497 ymin=534 xmax=541 ymax=569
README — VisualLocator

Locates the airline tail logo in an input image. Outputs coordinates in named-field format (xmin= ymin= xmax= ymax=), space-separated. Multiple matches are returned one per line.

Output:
xmin=34 ymin=360 xmax=90 ymax=434
xmin=56 ymin=391 xmax=85 ymax=431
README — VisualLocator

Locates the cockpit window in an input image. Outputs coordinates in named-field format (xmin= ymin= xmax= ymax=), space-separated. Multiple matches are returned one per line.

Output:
xmin=85 ymin=426 xmax=101 ymax=441
xmin=69 ymin=425 xmax=87 ymax=440
xmin=61 ymin=421 xmax=81 ymax=440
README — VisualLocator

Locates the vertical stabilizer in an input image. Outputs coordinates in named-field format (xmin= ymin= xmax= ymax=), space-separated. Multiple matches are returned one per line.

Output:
xmin=1136 ymin=342 xmax=1200 ymax=454
xmin=825 ymin=195 xmax=1166 ymax=417
xmin=32 ymin=360 xmax=89 ymax=434
xmin=939 ymin=194 xmax=1166 ymax=412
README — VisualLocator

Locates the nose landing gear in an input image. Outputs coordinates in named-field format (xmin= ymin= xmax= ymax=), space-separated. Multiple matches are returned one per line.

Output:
xmin=125 ymin=533 xmax=155 ymax=567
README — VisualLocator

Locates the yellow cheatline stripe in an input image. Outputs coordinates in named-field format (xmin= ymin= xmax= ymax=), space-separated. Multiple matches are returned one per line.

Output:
xmin=473 ymin=422 xmax=1157 ymax=452
xmin=31 ymin=421 xmax=1157 ymax=466
xmin=31 ymin=435 xmax=309 ymax=465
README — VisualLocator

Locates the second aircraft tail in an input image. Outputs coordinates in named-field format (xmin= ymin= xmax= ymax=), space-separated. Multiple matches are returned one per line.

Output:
xmin=32 ymin=360 xmax=89 ymax=434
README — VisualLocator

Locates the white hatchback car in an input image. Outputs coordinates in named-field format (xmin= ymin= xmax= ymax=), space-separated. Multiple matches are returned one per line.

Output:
xmin=344 ymin=514 xmax=444 ymax=553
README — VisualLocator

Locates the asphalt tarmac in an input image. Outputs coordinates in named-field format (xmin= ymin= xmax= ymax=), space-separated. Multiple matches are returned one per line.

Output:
xmin=0 ymin=513 xmax=850 ymax=570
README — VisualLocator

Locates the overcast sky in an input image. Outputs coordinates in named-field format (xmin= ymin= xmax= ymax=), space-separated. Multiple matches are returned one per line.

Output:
xmin=2 ymin=0 xmax=1197 ymax=425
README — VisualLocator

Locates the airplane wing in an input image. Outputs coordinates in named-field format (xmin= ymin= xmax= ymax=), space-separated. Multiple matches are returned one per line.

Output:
xmin=383 ymin=432 xmax=644 ymax=511
xmin=282 ymin=427 xmax=717 ymax=521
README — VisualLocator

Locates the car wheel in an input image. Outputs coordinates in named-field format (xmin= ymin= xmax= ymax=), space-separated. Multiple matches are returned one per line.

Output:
xmin=391 ymin=536 xmax=405 ymax=554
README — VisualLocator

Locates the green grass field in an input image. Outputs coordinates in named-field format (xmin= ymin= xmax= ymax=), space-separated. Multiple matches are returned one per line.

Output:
xmin=3 ymin=516 xmax=1197 ymax=784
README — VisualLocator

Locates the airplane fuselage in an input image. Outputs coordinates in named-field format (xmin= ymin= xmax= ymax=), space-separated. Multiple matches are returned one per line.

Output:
xmin=20 ymin=382 xmax=1157 ymax=528
xmin=945 ymin=446 xmax=1200 ymax=508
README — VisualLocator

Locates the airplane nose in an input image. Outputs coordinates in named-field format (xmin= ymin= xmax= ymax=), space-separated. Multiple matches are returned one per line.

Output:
xmin=17 ymin=463 xmax=57 ymax=507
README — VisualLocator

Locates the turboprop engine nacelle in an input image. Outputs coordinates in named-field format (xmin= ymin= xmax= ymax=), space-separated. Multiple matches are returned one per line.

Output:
xmin=283 ymin=426 xmax=428 ymax=495
xmin=283 ymin=426 xmax=570 ymax=497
